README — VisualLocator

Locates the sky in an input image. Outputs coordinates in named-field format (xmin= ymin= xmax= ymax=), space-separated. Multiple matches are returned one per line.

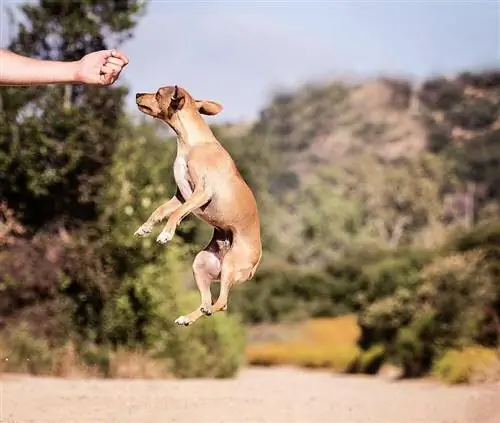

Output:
xmin=1 ymin=0 xmax=499 ymax=122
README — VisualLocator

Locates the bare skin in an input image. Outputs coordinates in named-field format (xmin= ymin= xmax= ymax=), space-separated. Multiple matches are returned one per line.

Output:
xmin=134 ymin=85 xmax=262 ymax=326
xmin=0 ymin=48 xmax=129 ymax=86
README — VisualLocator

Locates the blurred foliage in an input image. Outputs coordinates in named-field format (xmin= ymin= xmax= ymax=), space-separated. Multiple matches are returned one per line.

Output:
xmin=359 ymin=245 xmax=500 ymax=378
xmin=246 ymin=316 xmax=361 ymax=372
xmin=2 ymin=0 xmax=500 ymax=383
xmin=0 ymin=0 xmax=145 ymax=230
xmin=0 ymin=0 xmax=245 ymax=379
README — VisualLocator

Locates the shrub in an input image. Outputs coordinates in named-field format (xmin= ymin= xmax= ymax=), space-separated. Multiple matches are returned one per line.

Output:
xmin=356 ymin=344 xmax=386 ymax=375
xmin=78 ymin=342 xmax=113 ymax=377
xmin=155 ymin=293 xmax=246 ymax=379
xmin=0 ymin=324 xmax=53 ymax=375
xmin=0 ymin=233 xmax=77 ymax=342
xmin=447 ymin=99 xmax=499 ymax=131
xmin=101 ymin=243 xmax=246 ymax=379
xmin=458 ymin=70 xmax=500 ymax=89
xmin=331 ymin=247 xmax=433 ymax=314
xmin=358 ymin=287 xmax=419 ymax=351
xmin=107 ymin=348 xmax=171 ymax=379
xmin=433 ymin=347 xmax=500 ymax=384
xmin=418 ymin=77 xmax=464 ymax=110
xmin=229 ymin=259 xmax=336 ymax=324
xmin=360 ymin=248 xmax=499 ymax=378
xmin=51 ymin=343 xmax=90 ymax=378
xmin=395 ymin=322 xmax=434 ymax=378
xmin=417 ymin=250 xmax=496 ymax=349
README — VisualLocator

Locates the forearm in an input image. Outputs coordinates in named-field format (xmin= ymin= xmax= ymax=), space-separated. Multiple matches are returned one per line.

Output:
xmin=0 ymin=49 xmax=79 ymax=86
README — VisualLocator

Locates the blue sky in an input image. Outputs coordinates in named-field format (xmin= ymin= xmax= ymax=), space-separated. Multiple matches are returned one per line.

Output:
xmin=1 ymin=0 xmax=499 ymax=122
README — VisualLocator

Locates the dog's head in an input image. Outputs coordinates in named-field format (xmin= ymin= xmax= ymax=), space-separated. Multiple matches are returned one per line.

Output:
xmin=135 ymin=85 xmax=223 ymax=121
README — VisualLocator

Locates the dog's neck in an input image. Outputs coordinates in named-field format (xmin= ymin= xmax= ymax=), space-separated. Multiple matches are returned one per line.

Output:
xmin=167 ymin=108 xmax=217 ymax=154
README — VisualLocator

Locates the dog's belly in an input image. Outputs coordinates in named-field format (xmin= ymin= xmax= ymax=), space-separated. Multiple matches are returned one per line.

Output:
xmin=193 ymin=208 xmax=227 ymax=228
xmin=173 ymin=157 xmax=226 ymax=225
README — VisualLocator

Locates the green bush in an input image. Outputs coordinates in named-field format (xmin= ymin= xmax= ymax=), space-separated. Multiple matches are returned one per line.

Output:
xmin=359 ymin=247 xmax=499 ymax=378
xmin=231 ymin=248 xmax=433 ymax=326
xmin=155 ymin=294 xmax=246 ymax=379
xmin=418 ymin=77 xmax=464 ymax=110
xmin=395 ymin=319 xmax=435 ymax=377
xmin=417 ymin=250 xmax=496 ymax=348
xmin=356 ymin=344 xmax=386 ymax=375
xmin=447 ymin=98 xmax=499 ymax=130
xmin=100 ymin=242 xmax=246 ymax=379
xmin=78 ymin=342 xmax=113 ymax=377
xmin=229 ymin=258 xmax=337 ymax=324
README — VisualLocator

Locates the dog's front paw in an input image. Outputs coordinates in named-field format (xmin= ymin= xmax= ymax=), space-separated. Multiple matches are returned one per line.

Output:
xmin=175 ymin=315 xmax=192 ymax=326
xmin=200 ymin=303 xmax=212 ymax=316
xmin=134 ymin=223 xmax=153 ymax=237
xmin=156 ymin=228 xmax=175 ymax=244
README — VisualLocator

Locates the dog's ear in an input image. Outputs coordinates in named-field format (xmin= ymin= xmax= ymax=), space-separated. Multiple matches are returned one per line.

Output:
xmin=195 ymin=100 xmax=223 ymax=116
xmin=170 ymin=85 xmax=186 ymax=111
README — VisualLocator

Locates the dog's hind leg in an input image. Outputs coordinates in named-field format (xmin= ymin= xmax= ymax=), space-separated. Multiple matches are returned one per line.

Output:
xmin=211 ymin=249 xmax=254 ymax=315
xmin=174 ymin=249 xmax=221 ymax=326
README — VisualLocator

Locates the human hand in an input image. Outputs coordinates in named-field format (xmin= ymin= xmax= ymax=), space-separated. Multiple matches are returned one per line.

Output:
xmin=74 ymin=49 xmax=129 ymax=86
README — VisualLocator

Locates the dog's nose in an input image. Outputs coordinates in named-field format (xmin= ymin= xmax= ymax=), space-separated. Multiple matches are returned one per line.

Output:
xmin=136 ymin=93 xmax=141 ymax=99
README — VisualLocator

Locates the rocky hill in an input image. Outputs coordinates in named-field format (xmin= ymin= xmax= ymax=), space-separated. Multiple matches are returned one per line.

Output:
xmin=250 ymin=70 xmax=500 ymax=176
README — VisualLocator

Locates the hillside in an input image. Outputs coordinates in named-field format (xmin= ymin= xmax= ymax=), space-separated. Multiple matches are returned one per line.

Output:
xmin=251 ymin=70 xmax=500 ymax=177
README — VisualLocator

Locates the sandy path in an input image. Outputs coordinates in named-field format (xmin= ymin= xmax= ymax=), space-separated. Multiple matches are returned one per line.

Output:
xmin=1 ymin=367 xmax=499 ymax=423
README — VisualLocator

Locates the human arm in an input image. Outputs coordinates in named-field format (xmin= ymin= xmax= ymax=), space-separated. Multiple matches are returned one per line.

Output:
xmin=0 ymin=48 xmax=129 ymax=86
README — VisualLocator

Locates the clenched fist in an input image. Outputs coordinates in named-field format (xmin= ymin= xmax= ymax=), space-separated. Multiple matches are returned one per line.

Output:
xmin=75 ymin=49 xmax=129 ymax=86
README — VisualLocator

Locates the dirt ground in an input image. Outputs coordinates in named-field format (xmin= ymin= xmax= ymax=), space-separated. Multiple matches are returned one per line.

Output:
xmin=1 ymin=367 xmax=499 ymax=423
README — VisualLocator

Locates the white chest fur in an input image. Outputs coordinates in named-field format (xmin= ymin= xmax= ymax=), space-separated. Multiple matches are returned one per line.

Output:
xmin=173 ymin=154 xmax=193 ymax=200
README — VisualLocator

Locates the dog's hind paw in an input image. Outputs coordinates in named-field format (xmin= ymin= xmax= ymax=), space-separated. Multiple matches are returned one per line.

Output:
xmin=175 ymin=315 xmax=192 ymax=326
xmin=134 ymin=223 xmax=152 ymax=237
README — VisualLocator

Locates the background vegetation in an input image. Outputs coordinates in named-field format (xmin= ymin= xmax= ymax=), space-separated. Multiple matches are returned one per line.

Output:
xmin=1 ymin=0 xmax=499 ymax=383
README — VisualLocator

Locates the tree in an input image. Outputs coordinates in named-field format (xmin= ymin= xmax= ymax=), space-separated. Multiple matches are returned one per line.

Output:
xmin=0 ymin=0 xmax=146 ymax=230
xmin=0 ymin=0 xmax=147 ymax=345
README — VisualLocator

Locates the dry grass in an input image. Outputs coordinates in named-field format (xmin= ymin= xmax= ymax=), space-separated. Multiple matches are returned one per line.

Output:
xmin=246 ymin=315 xmax=362 ymax=372
xmin=108 ymin=348 xmax=171 ymax=379
xmin=51 ymin=343 xmax=95 ymax=378
xmin=0 ymin=326 xmax=170 ymax=379
xmin=300 ymin=315 xmax=361 ymax=344
xmin=433 ymin=346 xmax=500 ymax=385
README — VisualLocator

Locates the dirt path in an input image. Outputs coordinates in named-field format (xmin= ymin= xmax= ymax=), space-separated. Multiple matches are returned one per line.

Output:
xmin=1 ymin=367 xmax=499 ymax=423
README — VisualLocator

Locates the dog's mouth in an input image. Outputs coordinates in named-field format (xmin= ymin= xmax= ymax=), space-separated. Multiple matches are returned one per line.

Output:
xmin=137 ymin=104 xmax=153 ymax=114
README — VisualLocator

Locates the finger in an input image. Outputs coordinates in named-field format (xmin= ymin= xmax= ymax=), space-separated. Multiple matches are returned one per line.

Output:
xmin=99 ymin=72 xmax=116 ymax=86
xmin=99 ymin=49 xmax=113 ymax=60
xmin=106 ymin=57 xmax=127 ymax=67
xmin=105 ymin=62 xmax=123 ymax=72
xmin=110 ymin=49 xmax=129 ymax=65
xmin=101 ymin=63 xmax=120 ymax=75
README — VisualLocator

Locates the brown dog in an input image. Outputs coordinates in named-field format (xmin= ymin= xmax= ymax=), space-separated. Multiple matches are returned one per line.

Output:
xmin=134 ymin=85 xmax=262 ymax=326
